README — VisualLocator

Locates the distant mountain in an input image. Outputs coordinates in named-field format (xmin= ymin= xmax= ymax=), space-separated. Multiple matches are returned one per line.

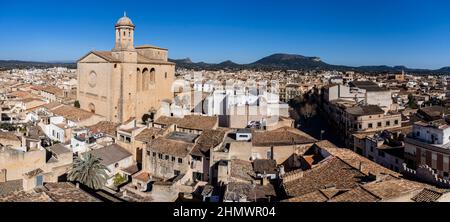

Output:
xmin=249 ymin=53 xmax=328 ymax=70
xmin=0 ymin=60 xmax=76 ymax=70
xmin=171 ymin=53 xmax=346 ymax=71
xmin=437 ymin=67 xmax=450 ymax=72
xmin=2 ymin=53 xmax=450 ymax=74
xmin=168 ymin=58 xmax=193 ymax=64
xmin=171 ymin=53 xmax=450 ymax=74
xmin=218 ymin=60 xmax=238 ymax=66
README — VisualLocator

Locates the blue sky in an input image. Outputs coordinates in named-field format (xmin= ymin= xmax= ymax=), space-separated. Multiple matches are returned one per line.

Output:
xmin=0 ymin=0 xmax=450 ymax=69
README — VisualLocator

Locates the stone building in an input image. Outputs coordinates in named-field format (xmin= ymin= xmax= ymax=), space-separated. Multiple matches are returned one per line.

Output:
xmin=281 ymin=141 xmax=450 ymax=202
xmin=404 ymin=119 xmax=450 ymax=178
xmin=0 ymin=143 xmax=72 ymax=194
xmin=77 ymin=14 xmax=175 ymax=123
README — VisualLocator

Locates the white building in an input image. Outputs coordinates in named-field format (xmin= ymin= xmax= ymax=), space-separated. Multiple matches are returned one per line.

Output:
xmin=87 ymin=144 xmax=134 ymax=188
xmin=404 ymin=119 xmax=450 ymax=178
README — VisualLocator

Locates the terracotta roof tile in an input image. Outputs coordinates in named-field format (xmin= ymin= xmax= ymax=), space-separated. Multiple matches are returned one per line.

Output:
xmin=282 ymin=190 xmax=328 ymax=202
xmin=87 ymin=121 xmax=119 ymax=137
xmin=147 ymin=137 xmax=193 ymax=157
xmin=135 ymin=128 xmax=164 ymax=143
xmin=329 ymin=186 xmax=380 ymax=202
xmin=154 ymin=115 xmax=218 ymax=130
xmin=252 ymin=127 xmax=317 ymax=147
xmin=50 ymin=105 xmax=98 ymax=122
xmin=190 ymin=129 xmax=227 ymax=157
xmin=230 ymin=159 xmax=256 ymax=182
xmin=283 ymin=157 xmax=366 ymax=197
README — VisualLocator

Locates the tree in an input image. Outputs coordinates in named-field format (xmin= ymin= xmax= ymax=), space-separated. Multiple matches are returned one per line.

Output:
xmin=288 ymin=96 xmax=304 ymax=109
xmin=142 ymin=113 xmax=151 ymax=124
xmin=113 ymin=173 xmax=128 ymax=187
xmin=407 ymin=94 xmax=418 ymax=109
xmin=74 ymin=100 xmax=80 ymax=108
xmin=67 ymin=153 xmax=110 ymax=190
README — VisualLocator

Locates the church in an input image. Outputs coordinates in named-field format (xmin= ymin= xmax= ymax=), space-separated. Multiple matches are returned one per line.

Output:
xmin=77 ymin=14 xmax=175 ymax=123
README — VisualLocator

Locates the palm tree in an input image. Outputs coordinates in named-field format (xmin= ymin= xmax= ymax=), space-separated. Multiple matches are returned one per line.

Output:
xmin=67 ymin=153 xmax=110 ymax=190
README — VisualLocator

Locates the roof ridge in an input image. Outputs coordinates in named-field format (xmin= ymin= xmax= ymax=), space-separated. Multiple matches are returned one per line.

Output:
xmin=358 ymin=185 xmax=383 ymax=201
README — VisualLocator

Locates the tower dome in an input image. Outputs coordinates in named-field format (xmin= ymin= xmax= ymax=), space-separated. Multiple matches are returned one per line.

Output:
xmin=116 ymin=12 xmax=135 ymax=27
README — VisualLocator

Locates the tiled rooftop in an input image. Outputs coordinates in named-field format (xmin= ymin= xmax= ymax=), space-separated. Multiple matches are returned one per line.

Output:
xmin=147 ymin=137 xmax=193 ymax=157
xmin=88 ymin=144 xmax=132 ymax=166
xmin=283 ymin=157 xmax=367 ymax=197
xmin=252 ymin=127 xmax=317 ymax=147
xmin=154 ymin=115 xmax=217 ymax=130
xmin=224 ymin=182 xmax=276 ymax=202
xmin=230 ymin=159 xmax=256 ymax=183
xmin=87 ymin=121 xmax=119 ymax=137
xmin=135 ymin=127 xmax=164 ymax=143
xmin=190 ymin=128 xmax=228 ymax=157
xmin=51 ymin=105 xmax=98 ymax=122
xmin=0 ymin=182 xmax=99 ymax=202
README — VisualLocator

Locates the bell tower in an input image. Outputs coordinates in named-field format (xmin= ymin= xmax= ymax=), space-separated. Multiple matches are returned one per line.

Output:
xmin=112 ymin=12 xmax=137 ymax=63
xmin=113 ymin=12 xmax=135 ymax=51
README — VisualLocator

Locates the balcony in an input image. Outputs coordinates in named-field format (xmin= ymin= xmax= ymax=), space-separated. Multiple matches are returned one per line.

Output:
xmin=405 ymin=135 xmax=450 ymax=155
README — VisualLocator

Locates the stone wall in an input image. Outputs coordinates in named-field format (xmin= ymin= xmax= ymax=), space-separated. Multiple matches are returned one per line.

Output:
xmin=402 ymin=163 xmax=450 ymax=188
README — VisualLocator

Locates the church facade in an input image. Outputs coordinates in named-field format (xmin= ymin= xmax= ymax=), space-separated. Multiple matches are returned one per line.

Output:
xmin=77 ymin=14 xmax=175 ymax=123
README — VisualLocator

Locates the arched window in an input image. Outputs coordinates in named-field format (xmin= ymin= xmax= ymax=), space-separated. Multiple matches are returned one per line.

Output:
xmin=142 ymin=68 xmax=149 ymax=90
xmin=136 ymin=68 xmax=141 ymax=92
xmin=150 ymin=68 xmax=156 ymax=84
xmin=165 ymin=72 xmax=167 ymax=79
xmin=88 ymin=103 xmax=95 ymax=113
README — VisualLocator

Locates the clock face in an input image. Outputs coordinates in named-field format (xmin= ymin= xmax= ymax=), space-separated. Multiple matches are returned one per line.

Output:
xmin=88 ymin=71 xmax=97 ymax=87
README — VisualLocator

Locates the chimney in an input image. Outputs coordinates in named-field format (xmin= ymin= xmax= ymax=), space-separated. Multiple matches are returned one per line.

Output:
xmin=359 ymin=161 xmax=364 ymax=172
xmin=278 ymin=165 xmax=285 ymax=176
xmin=21 ymin=136 xmax=27 ymax=151
xmin=262 ymin=177 xmax=269 ymax=186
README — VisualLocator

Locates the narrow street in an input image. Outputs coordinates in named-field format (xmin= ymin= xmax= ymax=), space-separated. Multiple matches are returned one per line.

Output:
xmin=290 ymin=107 xmax=346 ymax=147
xmin=74 ymin=182 xmax=126 ymax=202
